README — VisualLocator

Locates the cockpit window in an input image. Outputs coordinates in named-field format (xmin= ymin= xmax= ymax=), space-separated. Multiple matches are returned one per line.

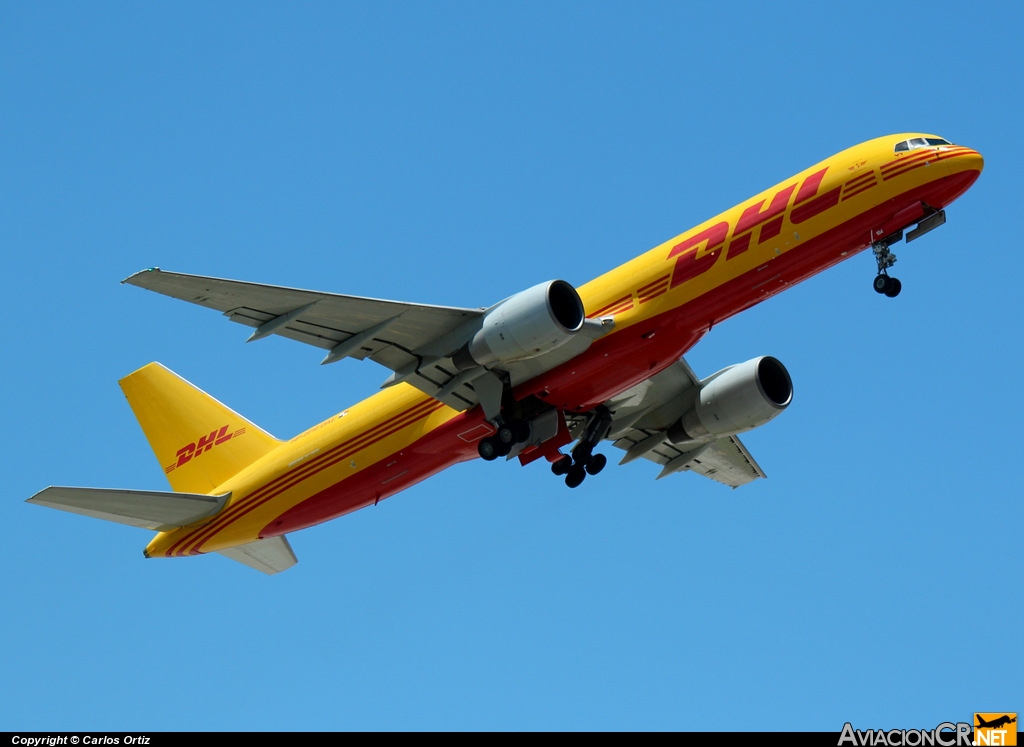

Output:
xmin=894 ymin=137 xmax=952 ymax=152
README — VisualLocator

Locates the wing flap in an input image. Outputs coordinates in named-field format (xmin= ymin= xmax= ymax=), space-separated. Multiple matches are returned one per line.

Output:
xmin=664 ymin=436 xmax=766 ymax=487
xmin=27 ymin=487 xmax=229 ymax=532
xmin=216 ymin=535 xmax=298 ymax=575
xmin=613 ymin=430 xmax=766 ymax=488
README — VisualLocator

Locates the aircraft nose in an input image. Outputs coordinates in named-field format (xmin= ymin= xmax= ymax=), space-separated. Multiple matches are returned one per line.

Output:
xmin=936 ymin=145 xmax=984 ymax=204
xmin=960 ymin=147 xmax=984 ymax=174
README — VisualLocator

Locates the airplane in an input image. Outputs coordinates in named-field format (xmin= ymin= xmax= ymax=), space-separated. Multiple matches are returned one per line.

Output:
xmin=28 ymin=133 xmax=984 ymax=574
xmin=977 ymin=716 xmax=1017 ymax=730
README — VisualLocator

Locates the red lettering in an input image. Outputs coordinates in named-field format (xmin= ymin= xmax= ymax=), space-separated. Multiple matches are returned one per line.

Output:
xmin=794 ymin=168 xmax=828 ymax=204
xmin=727 ymin=184 xmax=797 ymax=260
xmin=175 ymin=443 xmax=196 ymax=468
xmin=790 ymin=166 xmax=840 ymax=225
xmin=668 ymin=222 xmax=729 ymax=288
xmin=727 ymin=232 xmax=752 ymax=259
xmin=172 ymin=425 xmax=231 ymax=469
xmin=735 ymin=184 xmax=796 ymax=235
xmin=195 ymin=429 xmax=218 ymax=456
xmin=791 ymin=187 xmax=841 ymax=224
xmin=759 ymin=215 xmax=783 ymax=243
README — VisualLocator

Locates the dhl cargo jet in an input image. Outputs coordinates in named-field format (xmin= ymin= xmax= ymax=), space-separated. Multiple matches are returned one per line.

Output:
xmin=29 ymin=134 xmax=983 ymax=574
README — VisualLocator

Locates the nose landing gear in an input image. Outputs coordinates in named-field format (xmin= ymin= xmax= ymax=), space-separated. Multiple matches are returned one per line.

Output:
xmin=872 ymin=234 xmax=902 ymax=298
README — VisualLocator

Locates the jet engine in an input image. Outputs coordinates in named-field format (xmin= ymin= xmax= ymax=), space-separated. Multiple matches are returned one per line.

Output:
xmin=667 ymin=356 xmax=792 ymax=443
xmin=452 ymin=280 xmax=586 ymax=370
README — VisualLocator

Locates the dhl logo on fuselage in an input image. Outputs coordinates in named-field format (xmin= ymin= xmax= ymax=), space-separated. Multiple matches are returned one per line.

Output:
xmin=590 ymin=164 xmax=853 ymax=319
xmin=661 ymin=144 xmax=976 ymax=297
xmin=164 ymin=424 xmax=247 ymax=473
xmin=668 ymin=166 xmax=839 ymax=290
xmin=588 ymin=143 xmax=977 ymax=319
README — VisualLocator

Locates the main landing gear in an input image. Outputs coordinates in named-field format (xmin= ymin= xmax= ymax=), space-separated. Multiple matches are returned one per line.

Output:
xmin=476 ymin=402 xmax=614 ymax=490
xmin=477 ymin=419 xmax=531 ymax=461
xmin=550 ymin=407 xmax=612 ymax=489
xmin=872 ymin=233 xmax=902 ymax=298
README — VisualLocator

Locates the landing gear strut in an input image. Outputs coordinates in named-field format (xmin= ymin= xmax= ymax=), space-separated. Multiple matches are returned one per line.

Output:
xmin=872 ymin=234 xmax=902 ymax=298
xmin=550 ymin=407 xmax=611 ymax=489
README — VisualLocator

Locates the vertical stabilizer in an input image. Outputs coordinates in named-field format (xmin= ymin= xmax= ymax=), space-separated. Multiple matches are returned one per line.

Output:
xmin=119 ymin=363 xmax=280 ymax=493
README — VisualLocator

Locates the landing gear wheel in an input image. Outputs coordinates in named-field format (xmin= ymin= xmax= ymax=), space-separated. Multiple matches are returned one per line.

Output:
xmin=551 ymin=455 xmax=572 ymax=476
xmin=495 ymin=419 xmax=530 ymax=448
xmin=585 ymin=453 xmax=607 ymax=476
xmin=565 ymin=464 xmax=587 ymax=489
xmin=478 ymin=437 xmax=499 ymax=461
xmin=496 ymin=425 xmax=515 ymax=446
xmin=871 ymin=239 xmax=900 ymax=297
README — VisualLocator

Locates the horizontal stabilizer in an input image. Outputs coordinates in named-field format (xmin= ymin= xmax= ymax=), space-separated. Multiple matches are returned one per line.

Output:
xmin=216 ymin=535 xmax=297 ymax=575
xmin=27 ymin=486 xmax=229 ymax=532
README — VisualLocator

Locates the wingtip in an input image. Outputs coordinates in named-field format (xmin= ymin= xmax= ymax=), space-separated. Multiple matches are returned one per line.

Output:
xmin=121 ymin=267 xmax=161 ymax=285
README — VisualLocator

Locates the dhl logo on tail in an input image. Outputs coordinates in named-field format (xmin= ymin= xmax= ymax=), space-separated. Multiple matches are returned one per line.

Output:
xmin=165 ymin=425 xmax=248 ymax=473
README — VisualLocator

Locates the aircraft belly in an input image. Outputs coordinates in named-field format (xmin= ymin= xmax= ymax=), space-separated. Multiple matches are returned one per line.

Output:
xmin=259 ymin=407 xmax=488 ymax=535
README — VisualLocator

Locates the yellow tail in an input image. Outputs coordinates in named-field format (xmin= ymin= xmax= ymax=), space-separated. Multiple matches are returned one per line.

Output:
xmin=119 ymin=362 xmax=280 ymax=493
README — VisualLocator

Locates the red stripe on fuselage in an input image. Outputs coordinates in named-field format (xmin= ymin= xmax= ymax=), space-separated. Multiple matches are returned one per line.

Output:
xmin=880 ymin=147 xmax=975 ymax=182
xmin=842 ymin=181 xmax=878 ymax=201
xmin=841 ymin=172 xmax=877 ymax=200
xmin=167 ymin=398 xmax=445 ymax=556
xmin=637 ymin=275 xmax=670 ymax=295
xmin=591 ymin=294 xmax=633 ymax=316
xmin=181 ymin=399 xmax=446 ymax=555
xmin=845 ymin=172 xmax=875 ymax=186
xmin=261 ymin=406 xmax=487 ymax=536
xmin=881 ymin=150 xmax=934 ymax=174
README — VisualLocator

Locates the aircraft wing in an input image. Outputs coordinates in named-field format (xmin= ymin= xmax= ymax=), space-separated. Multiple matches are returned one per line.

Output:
xmin=123 ymin=268 xmax=487 ymax=410
xmin=603 ymin=358 xmax=767 ymax=488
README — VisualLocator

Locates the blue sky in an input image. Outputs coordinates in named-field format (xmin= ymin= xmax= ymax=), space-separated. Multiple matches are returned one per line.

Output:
xmin=2 ymin=1 xmax=1020 ymax=731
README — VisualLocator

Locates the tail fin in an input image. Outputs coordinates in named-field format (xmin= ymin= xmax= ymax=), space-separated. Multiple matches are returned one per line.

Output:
xmin=119 ymin=362 xmax=280 ymax=493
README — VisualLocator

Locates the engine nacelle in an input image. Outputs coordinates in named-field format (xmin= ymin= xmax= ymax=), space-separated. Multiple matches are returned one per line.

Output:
xmin=452 ymin=280 xmax=585 ymax=370
xmin=668 ymin=356 xmax=792 ymax=443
